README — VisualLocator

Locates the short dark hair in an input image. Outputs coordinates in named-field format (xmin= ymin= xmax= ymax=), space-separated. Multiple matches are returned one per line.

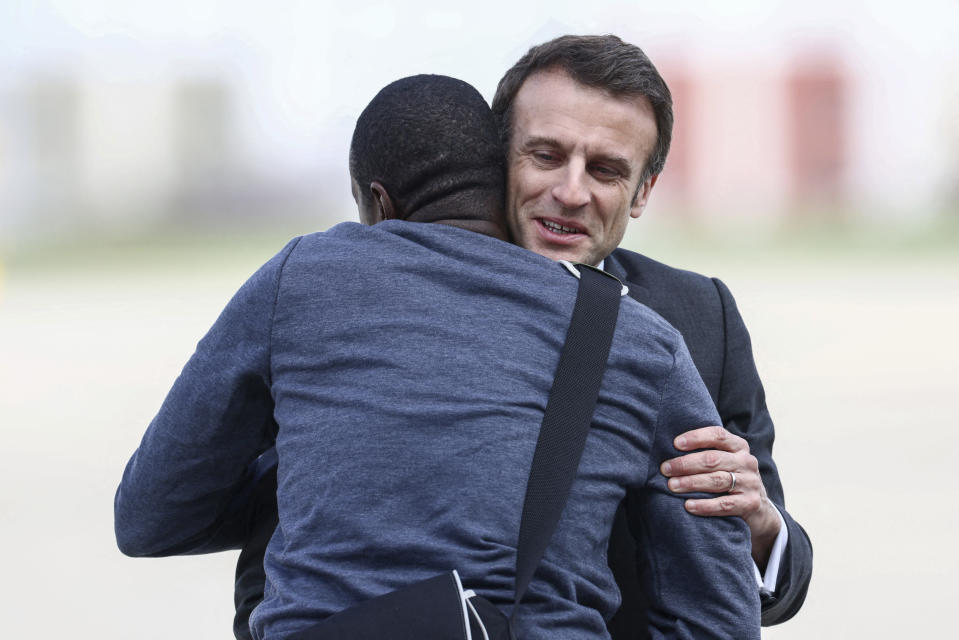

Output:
xmin=349 ymin=74 xmax=505 ymax=222
xmin=491 ymin=34 xmax=673 ymax=182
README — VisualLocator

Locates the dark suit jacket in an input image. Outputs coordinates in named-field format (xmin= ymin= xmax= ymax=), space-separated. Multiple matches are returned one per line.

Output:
xmin=226 ymin=247 xmax=811 ymax=639
xmin=603 ymin=248 xmax=812 ymax=635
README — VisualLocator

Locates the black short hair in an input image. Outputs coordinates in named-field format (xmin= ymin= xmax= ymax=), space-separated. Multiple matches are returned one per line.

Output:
xmin=349 ymin=74 xmax=505 ymax=222
xmin=492 ymin=34 xmax=673 ymax=182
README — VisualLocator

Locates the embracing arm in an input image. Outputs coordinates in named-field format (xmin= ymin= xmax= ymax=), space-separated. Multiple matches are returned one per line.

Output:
xmin=114 ymin=238 xmax=299 ymax=558
xmin=661 ymin=278 xmax=812 ymax=623
xmin=633 ymin=344 xmax=760 ymax=640
xmin=712 ymin=277 xmax=811 ymax=623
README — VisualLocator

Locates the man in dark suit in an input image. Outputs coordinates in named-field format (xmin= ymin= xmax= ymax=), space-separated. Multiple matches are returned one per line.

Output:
xmin=490 ymin=35 xmax=812 ymax=633
xmin=225 ymin=34 xmax=810 ymax=639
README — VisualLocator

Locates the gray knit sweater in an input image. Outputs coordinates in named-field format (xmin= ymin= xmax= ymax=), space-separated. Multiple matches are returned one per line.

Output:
xmin=115 ymin=220 xmax=759 ymax=639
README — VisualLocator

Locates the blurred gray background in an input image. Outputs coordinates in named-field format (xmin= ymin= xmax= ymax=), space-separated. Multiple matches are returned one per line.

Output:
xmin=1 ymin=1 xmax=957 ymax=638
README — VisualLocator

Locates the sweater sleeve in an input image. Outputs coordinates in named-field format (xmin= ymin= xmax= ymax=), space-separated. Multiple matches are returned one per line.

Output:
xmin=631 ymin=341 xmax=761 ymax=640
xmin=711 ymin=278 xmax=812 ymax=624
xmin=114 ymin=238 xmax=299 ymax=557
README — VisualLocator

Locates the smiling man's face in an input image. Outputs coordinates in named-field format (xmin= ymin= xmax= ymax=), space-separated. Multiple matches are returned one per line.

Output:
xmin=506 ymin=69 xmax=659 ymax=266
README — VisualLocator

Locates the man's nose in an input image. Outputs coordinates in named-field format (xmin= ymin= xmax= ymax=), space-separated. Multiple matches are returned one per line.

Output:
xmin=551 ymin=163 xmax=590 ymax=210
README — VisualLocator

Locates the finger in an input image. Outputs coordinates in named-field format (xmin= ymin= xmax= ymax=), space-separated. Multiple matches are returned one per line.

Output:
xmin=674 ymin=425 xmax=748 ymax=454
xmin=685 ymin=493 xmax=762 ymax=519
xmin=661 ymin=448 xmax=744 ymax=477
xmin=667 ymin=470 xmax=747 ymax=494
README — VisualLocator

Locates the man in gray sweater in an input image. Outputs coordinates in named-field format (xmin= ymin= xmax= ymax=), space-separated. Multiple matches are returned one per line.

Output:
xmin=115 ymin=75 xmax=759 ymax=639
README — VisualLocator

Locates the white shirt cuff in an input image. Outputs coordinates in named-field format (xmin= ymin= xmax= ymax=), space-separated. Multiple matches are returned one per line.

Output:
xmin=752 ymin=504 xmax=788 ymax=593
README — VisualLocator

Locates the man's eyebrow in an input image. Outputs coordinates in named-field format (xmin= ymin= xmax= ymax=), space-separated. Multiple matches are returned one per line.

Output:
xmin=519 ymin=135 xmax=564 ymax=151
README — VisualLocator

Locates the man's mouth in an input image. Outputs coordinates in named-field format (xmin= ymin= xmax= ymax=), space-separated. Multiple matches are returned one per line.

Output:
xmin=539 ymin=219 xmax=584 ymax=235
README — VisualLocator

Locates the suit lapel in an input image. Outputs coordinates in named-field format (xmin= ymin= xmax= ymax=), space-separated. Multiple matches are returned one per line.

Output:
xmin=603 ymin=253 xmax=650 ymax=306
xmin=605 ymin=249 xmax=723 ymax=404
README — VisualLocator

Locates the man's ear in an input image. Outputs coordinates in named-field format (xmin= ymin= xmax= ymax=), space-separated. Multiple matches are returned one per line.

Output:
xmin=369 ymin=181 xmax=397 ymax=222
xmin=629 ymin=173 xmax=659 ymax=219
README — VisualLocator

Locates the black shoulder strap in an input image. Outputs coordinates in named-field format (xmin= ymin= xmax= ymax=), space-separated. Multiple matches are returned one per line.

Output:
xmin=511 ymin=264 xmax=623 ymax=622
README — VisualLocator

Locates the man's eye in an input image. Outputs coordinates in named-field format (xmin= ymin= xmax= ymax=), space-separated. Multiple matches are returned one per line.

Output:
xmin=590 ymin=165 xmax=620 ymax=179
xmin=532 ymin=151 xmax=558 ymax=163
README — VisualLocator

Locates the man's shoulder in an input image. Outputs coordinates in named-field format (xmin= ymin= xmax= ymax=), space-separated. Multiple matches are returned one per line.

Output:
xmin=295 ymin=222 xmax=365 ymax=246
xmin=284 ymin=221 xmax=431 ymax=264
xmin=606 ymin=247 xmax=732 ymax=356
xmin=609 ymin=247 xmax=715 ymax=291
xmin=295 ymin=220 xmax=527 ymax=264
xmin=607 ymin=247 xmax=727 ymax=319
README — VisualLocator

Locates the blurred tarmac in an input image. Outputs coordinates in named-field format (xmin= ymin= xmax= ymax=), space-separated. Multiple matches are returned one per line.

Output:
xmin=1 ymin=241 xmax=957 ymax=638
